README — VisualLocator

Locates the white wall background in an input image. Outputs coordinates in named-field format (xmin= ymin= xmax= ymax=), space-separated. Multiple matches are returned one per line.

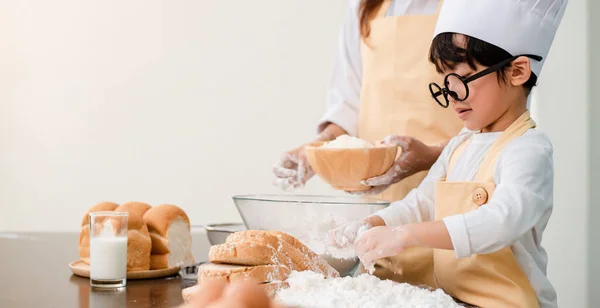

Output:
xmin=0 ymin=0 xmax=348 ymax=232
xmin=0 ymin=0 xmax=595 ymax=307
xmin=588 ymin=0 xmax=599 ymax=306
xmin=529 ymin=0 xmax=592 ymax=306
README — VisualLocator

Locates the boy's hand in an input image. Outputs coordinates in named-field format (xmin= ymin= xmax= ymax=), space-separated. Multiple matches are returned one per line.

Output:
xmin=326 ymin=216 xmax=386 ymax=249
xmin=326 ymin=221 xmax=372 ymax=249
xmin=353 ymin=226 xmax=416 ymax=273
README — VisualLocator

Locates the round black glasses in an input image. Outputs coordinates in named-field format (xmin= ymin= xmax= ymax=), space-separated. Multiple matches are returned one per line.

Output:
xmin=429 ymin=54 xmax=543 ymax=108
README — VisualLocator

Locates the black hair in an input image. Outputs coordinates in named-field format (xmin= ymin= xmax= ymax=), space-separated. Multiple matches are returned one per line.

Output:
xmin=428 ymin=33 xmax=537 ymax=93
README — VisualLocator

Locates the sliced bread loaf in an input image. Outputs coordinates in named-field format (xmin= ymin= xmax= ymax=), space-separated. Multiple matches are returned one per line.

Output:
xmin=208 ymin=241 xmax=295 ymax=269
xmin=144 ymin=204 xmax=194 ymax=269
xmin=226 ymin=230 xmax=339 ymax=277
xmin=198 ymin=263 xmax=290 ymax=283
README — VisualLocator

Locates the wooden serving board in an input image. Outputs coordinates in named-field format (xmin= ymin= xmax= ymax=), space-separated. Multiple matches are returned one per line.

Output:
xmin=69 ymin=260 xmax=180 ymax=280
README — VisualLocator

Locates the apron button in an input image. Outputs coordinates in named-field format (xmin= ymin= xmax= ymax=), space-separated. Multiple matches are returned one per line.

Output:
xmin=472 ymin=187 xmax=488 ymax=206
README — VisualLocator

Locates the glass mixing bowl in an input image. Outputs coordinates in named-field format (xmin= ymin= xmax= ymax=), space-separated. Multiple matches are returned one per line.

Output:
xmin=232 ymin=194 xmax=389 ymax=276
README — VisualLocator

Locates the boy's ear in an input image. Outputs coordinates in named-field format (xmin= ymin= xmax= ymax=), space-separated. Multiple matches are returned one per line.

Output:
xmin=509 ymin=57 xmax=532 ymax=87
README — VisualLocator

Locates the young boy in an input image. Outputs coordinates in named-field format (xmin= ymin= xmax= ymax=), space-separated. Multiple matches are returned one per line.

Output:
xmin=328 ymin=0 xmax=568 ymax=307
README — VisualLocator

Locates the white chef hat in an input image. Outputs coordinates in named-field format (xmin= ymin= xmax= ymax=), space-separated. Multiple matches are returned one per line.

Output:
xmin=433 ymin=0 xmax=568 ymax=77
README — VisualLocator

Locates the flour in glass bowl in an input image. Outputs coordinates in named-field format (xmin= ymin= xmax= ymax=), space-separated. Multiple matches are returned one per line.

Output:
xmin=276 ymin=271 xmax=462 ymax=308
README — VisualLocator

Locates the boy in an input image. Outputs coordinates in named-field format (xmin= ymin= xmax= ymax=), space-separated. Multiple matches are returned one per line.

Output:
xmin=329 ymin=0 xmax=568 ymax=307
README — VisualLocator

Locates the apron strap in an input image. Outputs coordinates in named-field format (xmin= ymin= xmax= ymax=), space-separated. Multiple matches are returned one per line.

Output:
xmin=474 ymin=111 xmax=537 ymax=182
xmin=446 ymin=137 xmax=471 ymax=176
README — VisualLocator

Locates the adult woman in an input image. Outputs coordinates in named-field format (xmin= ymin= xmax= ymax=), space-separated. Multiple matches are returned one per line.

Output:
xmin=273 ymin=0 xmax=462 ymax=287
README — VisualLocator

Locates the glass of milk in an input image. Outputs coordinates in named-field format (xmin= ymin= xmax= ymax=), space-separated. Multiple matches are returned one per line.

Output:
xmin=89 ymin=211 xmax=128 ymax=289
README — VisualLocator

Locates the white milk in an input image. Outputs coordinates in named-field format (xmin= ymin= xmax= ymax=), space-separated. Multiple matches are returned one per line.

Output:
xmin=90 ymin=236 xmax=127 ymax=280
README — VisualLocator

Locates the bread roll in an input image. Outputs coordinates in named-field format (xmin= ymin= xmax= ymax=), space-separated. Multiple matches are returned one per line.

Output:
xmin=79 ymin=202 xmax=119 ymax=263
xmin=120 ymin=211 xmax=152 ymax=271
xmin=114 ymin=202 xmax=151 ymax=218
xmin=144 ymin=204 xmax=194 ymax=269
xmin=150 ymin=253 xmax=169 ymax=270
xmin=114 ymin=202 xmax=153 ymax=271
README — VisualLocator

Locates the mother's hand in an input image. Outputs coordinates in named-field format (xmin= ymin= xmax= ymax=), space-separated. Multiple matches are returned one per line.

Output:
xmin=349 ymin=136 xmax=443 ymax=195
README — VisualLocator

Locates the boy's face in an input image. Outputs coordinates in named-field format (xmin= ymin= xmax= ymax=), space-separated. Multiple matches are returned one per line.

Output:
xmin=443 ymin=61 xmax=513 ymax=131
xmin=441 ymin=35 xmax=528 ymax=132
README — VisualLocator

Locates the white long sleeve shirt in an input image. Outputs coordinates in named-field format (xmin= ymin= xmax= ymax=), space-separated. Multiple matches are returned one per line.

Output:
xmin=375 ymin=128 xmax=557 ymax=308
xmin=318 ymin=0 xmax=441 ymax=136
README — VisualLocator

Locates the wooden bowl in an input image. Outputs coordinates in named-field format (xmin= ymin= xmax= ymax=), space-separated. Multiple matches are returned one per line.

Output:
xmin=305 ymin=142 xmax=398 ymax=191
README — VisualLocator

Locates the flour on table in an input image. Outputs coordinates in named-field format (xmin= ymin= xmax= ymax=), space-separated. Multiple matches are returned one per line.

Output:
xmin=276 ymin=271 xmax=461 ymax=308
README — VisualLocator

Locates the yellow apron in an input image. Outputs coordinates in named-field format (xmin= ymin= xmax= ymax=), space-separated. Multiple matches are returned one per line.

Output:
xmin=358 ymin=0 xmax=462 ymax=286
xmin=434 ymin=111 xmax=539 ymax=307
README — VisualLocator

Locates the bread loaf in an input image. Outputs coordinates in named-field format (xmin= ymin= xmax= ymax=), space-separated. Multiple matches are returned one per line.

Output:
xmin=144 ymin=204 xmax=194 ymax=269
xmin=224 ymin=231 xmax=338 ymax=277
xmin=226 ymin=232 xmax=310 ymax=272
xmin=198 ymin=263 xmax=290 ymax=284
xmin=209 ymin=241 xmax=295 ymax=269
xmin=198 ymin=231 xmax=335 ymax=302
xmin=262 ymin=281 xmax=289 ymax=298
xmin=118 ymin=211 xmax=152 ymax=271
xmin=149 ymin=253 xmax=169 ymax=270
xmin=269 ymin=231 xmax=339 ymax=278
xmin=79 ymin=202 xmax=153 ymax=271
xmin=79 ymin=202 xmax=119 ymax=263
xmin=113 ymin=202 xmax=153 ymax=271
xmin=79 ymin=201 xmax=194 ymax=272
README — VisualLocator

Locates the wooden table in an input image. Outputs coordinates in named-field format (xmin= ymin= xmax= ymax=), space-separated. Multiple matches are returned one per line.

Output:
xmin=0 ymin=232 xmax=479 ymax=308
xmin=0 ymin=231 xmax=211 ymax=308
